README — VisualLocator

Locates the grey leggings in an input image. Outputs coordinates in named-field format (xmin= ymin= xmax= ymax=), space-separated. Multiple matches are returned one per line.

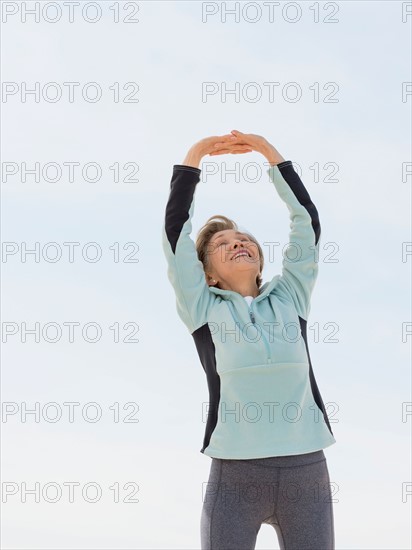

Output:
xmin=201 ymin=449 xmax=334 ymax=550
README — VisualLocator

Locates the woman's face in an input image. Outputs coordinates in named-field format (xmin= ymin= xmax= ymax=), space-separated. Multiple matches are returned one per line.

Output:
xmin=205 ymin=229 xmax=261 ymax=288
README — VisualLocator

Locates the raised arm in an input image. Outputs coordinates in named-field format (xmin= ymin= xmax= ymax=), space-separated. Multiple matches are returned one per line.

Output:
xmin=162 ymin=135 xmax=252 ymax=334
xmin=162 ymin=164 xmax=213 ymax=334
xmin=267 ymin=160 xmax=321 ymax=320
xmin=224 ymin=131 xmax=320 ymax=320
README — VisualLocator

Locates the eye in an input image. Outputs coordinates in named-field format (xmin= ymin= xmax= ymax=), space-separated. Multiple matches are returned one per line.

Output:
xmin=216 ymin=236 xmax=249 ymax=246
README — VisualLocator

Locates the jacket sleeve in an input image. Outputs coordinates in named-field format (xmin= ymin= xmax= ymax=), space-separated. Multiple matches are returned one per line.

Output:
xmin=162 ymin=164 xmax=216 ymax=334
xmin=267 ymin=160 xmax=321 ymax=321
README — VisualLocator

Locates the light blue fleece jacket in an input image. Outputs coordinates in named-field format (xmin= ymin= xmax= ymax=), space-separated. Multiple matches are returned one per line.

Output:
xmin=162 ymin=161 xmax=336 ymax=459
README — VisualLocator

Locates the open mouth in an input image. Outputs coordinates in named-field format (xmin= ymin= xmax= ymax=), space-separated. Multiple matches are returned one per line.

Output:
xmin=231 ymin=250 xmax=251 ymax=261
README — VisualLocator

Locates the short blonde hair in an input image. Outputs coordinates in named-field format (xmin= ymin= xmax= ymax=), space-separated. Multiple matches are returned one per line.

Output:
xmin=195 ymin=214 xmax=264 ymax=289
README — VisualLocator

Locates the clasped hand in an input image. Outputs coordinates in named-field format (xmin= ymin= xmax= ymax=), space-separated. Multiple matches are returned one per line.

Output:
xmin=183 ymin=130 xmax=284 ymax=167
xmin=196 ymin=130 xmax=270 ymax=158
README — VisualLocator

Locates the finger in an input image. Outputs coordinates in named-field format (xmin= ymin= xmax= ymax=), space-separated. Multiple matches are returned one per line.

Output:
xmin=213 ymin=144 xmax=251 ymax=152
xmin=213 ymin=139 xmax=242 ymax=149
xmin=231 ymin=145 xmax=252 ymax=150
xmin=210 ymin=149 xmax=233 ymax=155
xmin=214 ymin=136 xmax=238 ymax=145
xmin=210 ymin=147 xmax=252 ymax=155
xmin=209 ymin=151 xmax=252 ymax=156
xmin=224 ymin=136 xmax=250 ymax=146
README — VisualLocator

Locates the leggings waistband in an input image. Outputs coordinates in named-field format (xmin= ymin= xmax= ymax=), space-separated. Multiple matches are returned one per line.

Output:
xmin=217 ymin=449 xmax=325 ymax=469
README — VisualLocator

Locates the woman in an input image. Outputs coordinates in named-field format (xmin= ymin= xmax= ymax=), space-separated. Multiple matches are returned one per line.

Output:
xmin=162 ymin=130 xmax=336 ymax=549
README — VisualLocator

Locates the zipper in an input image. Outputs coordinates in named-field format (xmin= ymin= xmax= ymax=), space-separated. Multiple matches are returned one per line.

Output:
xmin=227 ymin=299 xmax=272 ymax=364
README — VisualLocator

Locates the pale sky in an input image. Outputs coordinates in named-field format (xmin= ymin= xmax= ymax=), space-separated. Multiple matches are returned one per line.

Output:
xmin=1 ymin=1 xmax=411 ymax=548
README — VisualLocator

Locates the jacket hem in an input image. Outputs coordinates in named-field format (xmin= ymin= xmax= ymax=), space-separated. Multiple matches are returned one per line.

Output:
xmin=201 ymin=437 xmax=336 ymax=460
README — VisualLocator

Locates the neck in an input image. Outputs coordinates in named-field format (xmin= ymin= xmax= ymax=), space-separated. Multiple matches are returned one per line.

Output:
xmin=218 ymin=279 xmax=259 ymax=298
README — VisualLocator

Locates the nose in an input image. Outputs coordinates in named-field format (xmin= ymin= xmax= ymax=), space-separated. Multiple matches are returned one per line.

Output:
xmin=231 ymin=239 xmax=249 ymax=255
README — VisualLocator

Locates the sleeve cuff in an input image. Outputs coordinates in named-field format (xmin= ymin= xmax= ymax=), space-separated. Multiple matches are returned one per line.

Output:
xmin=276 ymin=160 xmax=293 ymax=168
xmin=173 ymin=164 xmax=201 ymax=174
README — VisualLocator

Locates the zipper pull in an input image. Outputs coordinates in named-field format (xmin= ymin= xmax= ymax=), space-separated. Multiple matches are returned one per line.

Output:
xmin=249 ymin=310 xmax=256 ymax=324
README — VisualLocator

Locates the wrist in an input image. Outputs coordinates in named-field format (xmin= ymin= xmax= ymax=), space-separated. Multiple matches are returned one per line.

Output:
xmin=182 ymin=145 xmax=202 ymax=168
xmin=262 ymin=143 xmax=285 ymax=166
